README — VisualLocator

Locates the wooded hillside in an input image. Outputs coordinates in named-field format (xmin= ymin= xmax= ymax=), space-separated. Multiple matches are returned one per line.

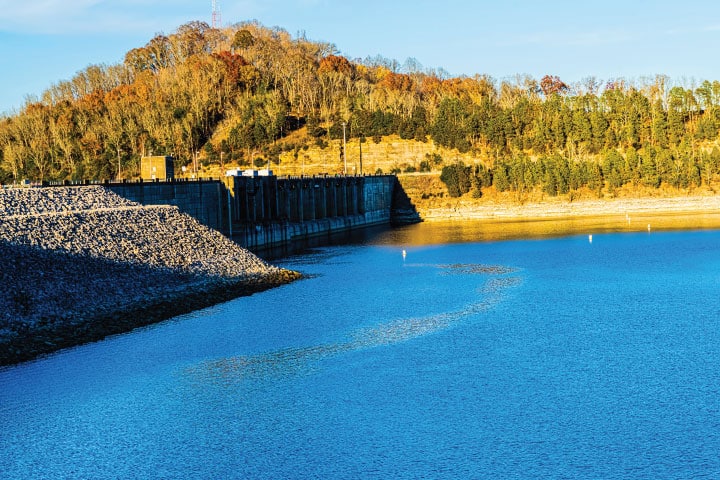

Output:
xmin=2 ymin=20 xmax=720 ymax=198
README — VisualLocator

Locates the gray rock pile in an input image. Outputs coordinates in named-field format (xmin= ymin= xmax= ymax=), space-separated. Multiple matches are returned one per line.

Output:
xmin=0 ymin=186 xmax=301 ymax=365
xmin=0 ymin=185 xmax=137 ymax=216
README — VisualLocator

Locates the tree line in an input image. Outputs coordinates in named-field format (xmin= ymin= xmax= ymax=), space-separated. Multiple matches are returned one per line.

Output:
xmin=2 ymin=20 xmax=720 ymax=193
xmin=440 ymin=144 xmax=720 ymax=199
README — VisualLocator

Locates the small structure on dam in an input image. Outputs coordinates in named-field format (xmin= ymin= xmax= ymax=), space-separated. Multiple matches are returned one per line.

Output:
xmin=140 ymin=155 xmax=175 ymax=180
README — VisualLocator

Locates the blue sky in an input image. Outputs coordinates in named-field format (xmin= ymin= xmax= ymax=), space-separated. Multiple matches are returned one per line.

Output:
xmin=2 ymin=0 xmax=720 ymax=114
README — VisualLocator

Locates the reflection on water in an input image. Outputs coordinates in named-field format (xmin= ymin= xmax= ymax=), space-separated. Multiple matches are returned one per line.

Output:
xmin=187 ymin=263 xmax=521 ymax=383
xmin=373 ymin=212 xmax=720 ymax=247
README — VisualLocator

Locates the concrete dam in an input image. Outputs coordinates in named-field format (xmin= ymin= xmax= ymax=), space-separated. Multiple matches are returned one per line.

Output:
xmin=103 ymin=174 xmax=420 ymax=250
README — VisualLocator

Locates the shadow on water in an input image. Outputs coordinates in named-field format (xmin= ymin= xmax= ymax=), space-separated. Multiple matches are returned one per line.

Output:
xmin=248 ymin=224 xmax=395 ymax=261
xmin=184 ymin=263 xmax=522 ymax=384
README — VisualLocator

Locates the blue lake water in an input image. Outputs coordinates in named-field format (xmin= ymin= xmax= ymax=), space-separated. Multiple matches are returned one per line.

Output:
xmin=3 ymin=221 xmax=720 ymax=479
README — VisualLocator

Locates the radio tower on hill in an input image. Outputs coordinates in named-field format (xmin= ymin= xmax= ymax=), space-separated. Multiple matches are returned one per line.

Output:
xmin=212 ymin=0 xmax=221 ymax=28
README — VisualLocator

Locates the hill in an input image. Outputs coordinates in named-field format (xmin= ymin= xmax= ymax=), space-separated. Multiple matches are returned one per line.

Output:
xmin=3 ymin=20 xmax=720 ymax=204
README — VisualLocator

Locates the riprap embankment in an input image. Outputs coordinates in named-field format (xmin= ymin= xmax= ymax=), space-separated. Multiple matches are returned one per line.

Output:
xmin=0 ymin=186 xmax=300 ymax=366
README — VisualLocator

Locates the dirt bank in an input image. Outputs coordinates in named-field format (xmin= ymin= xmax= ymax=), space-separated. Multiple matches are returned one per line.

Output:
xmin=419 ymin=195 xmax=720 ymax=221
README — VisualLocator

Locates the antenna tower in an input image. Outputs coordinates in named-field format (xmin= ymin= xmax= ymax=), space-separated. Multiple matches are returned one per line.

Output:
xmin=212 ymin=0 xmax=221 ymax=28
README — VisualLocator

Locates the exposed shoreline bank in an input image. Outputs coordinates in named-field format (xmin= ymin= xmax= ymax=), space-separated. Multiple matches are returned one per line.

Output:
xmin=417 ymin=195 xmax=720 ymax=221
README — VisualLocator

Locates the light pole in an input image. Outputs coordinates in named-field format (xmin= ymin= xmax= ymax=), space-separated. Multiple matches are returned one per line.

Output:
xmin=342 ymin=122 xmax=347 ymax=175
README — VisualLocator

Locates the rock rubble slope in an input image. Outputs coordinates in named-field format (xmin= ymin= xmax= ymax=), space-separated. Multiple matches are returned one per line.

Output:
xmin=0 ymin=186 xmax=300 ymax=366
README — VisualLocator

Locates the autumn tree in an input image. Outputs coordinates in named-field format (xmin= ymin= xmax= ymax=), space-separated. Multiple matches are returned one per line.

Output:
xmin=540 ymin=75 xmax=569 ymax=96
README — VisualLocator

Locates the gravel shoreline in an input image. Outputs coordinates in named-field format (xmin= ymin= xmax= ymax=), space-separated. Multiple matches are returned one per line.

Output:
xmin=0 ymin=186 xmax=301 ymax=366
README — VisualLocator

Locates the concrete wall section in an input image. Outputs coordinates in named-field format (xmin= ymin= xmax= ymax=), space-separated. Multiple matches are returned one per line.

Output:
xmin=107 ymin=181 xmax=225 ymax=232
xmin=223 ymin=175 xmax=374 ymax=224
xmin=222 ymin=175 xmax=396 ymax=249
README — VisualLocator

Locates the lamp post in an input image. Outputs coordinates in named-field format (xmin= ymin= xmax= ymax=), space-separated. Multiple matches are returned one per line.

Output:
xmin=342 ymin=122 xmax=347 ymax=175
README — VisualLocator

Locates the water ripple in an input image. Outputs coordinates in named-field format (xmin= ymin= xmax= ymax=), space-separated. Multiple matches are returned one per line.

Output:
xmin=439 ymin=263 xmax=519 ymax=275
xmin=185 ymin=264 xmax=522 ymax=384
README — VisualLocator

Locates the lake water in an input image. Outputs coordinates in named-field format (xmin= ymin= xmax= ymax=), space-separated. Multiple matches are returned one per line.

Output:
xmin=3 ymin=216 xmax=720 ymax=479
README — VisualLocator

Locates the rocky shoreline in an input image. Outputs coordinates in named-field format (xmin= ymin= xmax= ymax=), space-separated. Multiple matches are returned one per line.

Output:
xmin=0 ymin=186 xmax=301 ymax=366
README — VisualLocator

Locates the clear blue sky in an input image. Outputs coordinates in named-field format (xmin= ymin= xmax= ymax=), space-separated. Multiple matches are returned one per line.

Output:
xmin=2 ymin=0 xmax=720 ymax=114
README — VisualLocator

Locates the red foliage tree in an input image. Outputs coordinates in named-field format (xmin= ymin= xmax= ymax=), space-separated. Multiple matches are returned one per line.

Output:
xmin=379 ymin=72 xmax=414 ymax=92
xmin=213 ymin=51 xmax=250 ymax=85
xmin=540 ymin=75 xmax=568 ymax=96
xmin=318 ymin=55 xmax=355 ymax=77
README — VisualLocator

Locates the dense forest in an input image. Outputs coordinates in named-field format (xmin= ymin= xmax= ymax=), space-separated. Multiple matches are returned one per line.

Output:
xmin=2 ymin=20 xmax=720 ymax=198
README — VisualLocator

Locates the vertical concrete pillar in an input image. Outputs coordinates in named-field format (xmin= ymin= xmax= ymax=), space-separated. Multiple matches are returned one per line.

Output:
xmin=358 ymin=177 xmax=366 ymax=214
xmin=351 ymin=179 xmax=359 ymax=216
xmin=334 ymin=180 xmax=340 ymax=217
xmin=300 ymin=179 xmax=306 ymax=221
xmin=243 ymin=179 xmax=250 ymax=222
xmin=258 ymin=179 xmax=265 ymax=221
xmin=284 ymin=180 xmax=291 ymax=220
xmin=309 ymin=180 xmax=316 ymax=221
xmin=329 ymin=180 xmax=337 ymax=217
xmin=251 ymin=179 xmax=257 ymax=223
xmin=320 ymin=179 xmax=327 ymax=219
xmin=272 ymin=176 xmax=279 ymax=220
xmin=288 ymin=181 xmax=296 ymax=222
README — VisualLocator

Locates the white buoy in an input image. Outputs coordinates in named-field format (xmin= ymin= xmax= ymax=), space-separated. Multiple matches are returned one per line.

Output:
xmin=647 ymin=224 xmax=651 ymax=232
xmin=402 ymin=249 xmax=407 ymax=260
xmin=588 ymin=234 xmax=593 ymax=244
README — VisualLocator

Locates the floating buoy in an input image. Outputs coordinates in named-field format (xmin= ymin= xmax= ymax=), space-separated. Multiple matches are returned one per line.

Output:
xmin=402 ymin=249 xmax=407 ymax=260
xmin=588 ymin=234 xmax=593 ymax=244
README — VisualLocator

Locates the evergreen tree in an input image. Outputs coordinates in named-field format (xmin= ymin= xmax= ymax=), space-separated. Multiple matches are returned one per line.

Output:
xmin=493 ymin=162 xmax=511 ymax=192
xmin=602 ymin=150 xmax=625 ymax=189
xmin=439 ymin=162 xmax=472 ymax=197
xmin=651 ymin=99 xmax=668 ymax=148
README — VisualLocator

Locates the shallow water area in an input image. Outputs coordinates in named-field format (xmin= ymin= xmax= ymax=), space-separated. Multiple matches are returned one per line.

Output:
xmin=3 ymin=216 xmax=720 ymax=478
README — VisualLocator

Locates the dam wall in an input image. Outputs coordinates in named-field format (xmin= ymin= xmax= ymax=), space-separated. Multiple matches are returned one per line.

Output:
xmin=42 ymin=175 xmax=418 ymax=250
xmin=106 ymin=179 xmax=225 ymax=232
xmin=223 ymin=175 xmax=400 ymax=249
